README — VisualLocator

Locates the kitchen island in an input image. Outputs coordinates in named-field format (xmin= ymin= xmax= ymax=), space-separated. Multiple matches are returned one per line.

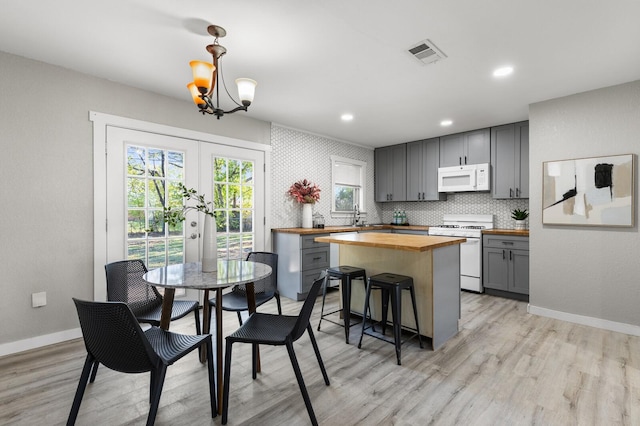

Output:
xmin=315 ymin=232 xmax=465 ymax=350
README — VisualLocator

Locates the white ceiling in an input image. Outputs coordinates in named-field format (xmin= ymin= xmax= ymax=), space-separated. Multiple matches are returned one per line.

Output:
xmin=2 ymin=1 xmax=639 ymax=147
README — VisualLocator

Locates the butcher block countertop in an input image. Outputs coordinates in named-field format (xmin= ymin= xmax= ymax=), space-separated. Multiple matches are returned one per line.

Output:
xmin=272 ymin=224 xmax=430 ymax=235
xmin=482 ymin=229 xmax=530 ymax=236
xmin=314 ymin=232 xmax=465 ymax=252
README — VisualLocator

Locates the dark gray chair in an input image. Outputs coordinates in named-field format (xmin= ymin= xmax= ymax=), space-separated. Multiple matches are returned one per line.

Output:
xmin=90 ymin=259 xmax=201 ymax=382
xmin=105 ymin=259 xmax=201 ymax=331
xmin=68 ymin=298 xmax=215 ymax=426
xmin=209 ymin=251 xmax=281 ymax=326
xmin=221 ymin=272 xmax=330 ymax=426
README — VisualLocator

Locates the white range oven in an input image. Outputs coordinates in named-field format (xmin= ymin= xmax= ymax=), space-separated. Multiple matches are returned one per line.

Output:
xmin=428 ymin=214 xmax=494 ymax=293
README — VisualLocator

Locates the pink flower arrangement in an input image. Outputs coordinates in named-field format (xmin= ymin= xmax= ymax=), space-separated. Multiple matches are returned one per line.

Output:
xmin=287 ymin=179 xmax=321 ymax=204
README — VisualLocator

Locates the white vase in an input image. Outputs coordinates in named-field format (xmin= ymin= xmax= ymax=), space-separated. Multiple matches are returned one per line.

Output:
xmin=514 ymin=219 xmax=527 ymax=231
xmin=302 ymin=203 xmax=313 ymax=228
xmin=201 ymin=214 xmax=217 ymax=272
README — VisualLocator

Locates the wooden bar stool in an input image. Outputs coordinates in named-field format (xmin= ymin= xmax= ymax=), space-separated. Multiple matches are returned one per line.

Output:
xmin=317 ymin=265 xmax=367 ymax=344
xmin=358 ymin=272 xmax=423 ymax=365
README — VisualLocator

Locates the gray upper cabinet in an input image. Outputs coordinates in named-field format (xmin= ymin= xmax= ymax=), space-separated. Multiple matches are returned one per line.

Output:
xmin=406 ymin=138 xmax=446 ymax=201
xmin=439 ymin=128 xmax=490 ymax=167
xmin=375 ymin=144 xmax=407 ymax=202
xmin=491 ymin=121 xmax=529 ymax=199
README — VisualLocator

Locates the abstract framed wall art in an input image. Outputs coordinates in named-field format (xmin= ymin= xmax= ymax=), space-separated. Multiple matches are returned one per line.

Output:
xmin=542 ymin=154 xmax=634 ymax=227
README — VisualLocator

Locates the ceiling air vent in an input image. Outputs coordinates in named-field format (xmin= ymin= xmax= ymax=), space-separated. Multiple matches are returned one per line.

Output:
xmin=408 ymin=39 xmax=447 ymax=65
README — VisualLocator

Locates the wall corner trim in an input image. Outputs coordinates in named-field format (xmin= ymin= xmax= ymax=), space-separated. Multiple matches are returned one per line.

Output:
xmin=528 ymin=305 xmax=640 ymax=337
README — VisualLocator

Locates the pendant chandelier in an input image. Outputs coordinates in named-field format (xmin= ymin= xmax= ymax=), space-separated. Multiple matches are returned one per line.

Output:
xmin=187 ymin=25 xmax=257 ymax=119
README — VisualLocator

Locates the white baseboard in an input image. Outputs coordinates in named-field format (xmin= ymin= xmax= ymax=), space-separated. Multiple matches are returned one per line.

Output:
xmin=0 ymin=328 xmax=82 ymax=358
xmin=528 ymin=304 xmax=640 ymax=337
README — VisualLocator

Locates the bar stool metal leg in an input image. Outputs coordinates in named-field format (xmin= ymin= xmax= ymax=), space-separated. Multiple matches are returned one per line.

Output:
xmin=317 ymin=272 xmax=330 ymax=331
xmin=341 ymin=276 xmax=351 ymax=343
xmin=357 ymin=278 xmax=373 ymax=349
xmin=391 ymin=285 xmax=402 ymax=365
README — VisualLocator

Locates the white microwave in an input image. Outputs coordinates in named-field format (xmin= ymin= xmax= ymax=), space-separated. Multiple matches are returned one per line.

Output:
xmin=437 ymin=163 xmax=490 ymax=193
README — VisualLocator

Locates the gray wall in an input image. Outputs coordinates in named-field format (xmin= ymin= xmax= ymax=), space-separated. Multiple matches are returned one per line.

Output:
xmin=529 ymin=80 xmax=640 ymax=327
xmin=0 ymin=50 xmax=271 ymax=345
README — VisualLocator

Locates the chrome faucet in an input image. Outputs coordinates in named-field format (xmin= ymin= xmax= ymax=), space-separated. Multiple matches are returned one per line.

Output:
xmin=352 ymin=204 xmax=360 ymax=226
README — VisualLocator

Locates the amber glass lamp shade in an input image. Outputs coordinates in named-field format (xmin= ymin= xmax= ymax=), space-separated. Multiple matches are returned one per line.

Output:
xmin=187 ymin=83 xmax=206 ymax=105
xmin=189 ymin=60 xmax=215 ymax=93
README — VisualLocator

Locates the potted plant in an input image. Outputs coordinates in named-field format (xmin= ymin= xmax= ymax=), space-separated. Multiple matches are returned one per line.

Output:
xmin=163 ymin=183 xmax=217 ymax=271
xmin=511 ymin=208 xmax=529 ymax=230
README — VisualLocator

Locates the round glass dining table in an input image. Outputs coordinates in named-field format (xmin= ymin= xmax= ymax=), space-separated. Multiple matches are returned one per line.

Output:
xmin=143 ymin=259 xmax=272 ymax=413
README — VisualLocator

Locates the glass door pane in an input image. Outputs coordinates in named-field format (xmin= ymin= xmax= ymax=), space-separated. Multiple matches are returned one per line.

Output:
xmin=201 ymin=144 xmax=265 ymax=260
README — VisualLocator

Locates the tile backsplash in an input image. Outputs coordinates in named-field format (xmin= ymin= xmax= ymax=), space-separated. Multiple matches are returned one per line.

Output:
xmin=381 ymin=194 xmax=529 ymax=229
xmin=271 ymin=124 xmax=529 ymax=230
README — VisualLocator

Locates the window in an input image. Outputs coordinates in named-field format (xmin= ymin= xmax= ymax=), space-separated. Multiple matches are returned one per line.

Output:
xmin=331 ymin=155 xmax=366 ymax=214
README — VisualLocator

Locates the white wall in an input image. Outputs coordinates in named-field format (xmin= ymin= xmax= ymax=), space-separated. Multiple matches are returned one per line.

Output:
xmin=0 ymin=50 xmax=271 ymax=348
xmin=529 ymin=80 xmax=640 ymax=330
xmin=269 ymin=125 xmax=381 ymax=228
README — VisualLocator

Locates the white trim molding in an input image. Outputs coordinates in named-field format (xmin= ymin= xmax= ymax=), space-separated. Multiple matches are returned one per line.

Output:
xmin=528 ymin=304 xmax=640 ymax=337
xmin=0 ymin=328 xmax=82 ymax=358
xmin=90 ymin=111 xmax=273 ymax=301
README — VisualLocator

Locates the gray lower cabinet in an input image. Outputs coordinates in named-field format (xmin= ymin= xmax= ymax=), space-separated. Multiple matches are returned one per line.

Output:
xmin=273 ymin=233 xmax=330 ymax=300
xmin=483 ymin=234 xmax=529 ymax=296
xmin=406 ymin=138 xmax=446 ymax=201
xmin=440 ymin=128 xmax=491 ymax=167
xmin=491 ymin=121 xmax=529 ymax=199
xmin=375 ymin=144 xmax=407 ymax=202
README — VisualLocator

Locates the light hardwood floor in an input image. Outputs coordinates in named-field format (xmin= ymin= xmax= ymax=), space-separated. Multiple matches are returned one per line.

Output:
xmin=1 ymin=291 xmax=638 ymax=425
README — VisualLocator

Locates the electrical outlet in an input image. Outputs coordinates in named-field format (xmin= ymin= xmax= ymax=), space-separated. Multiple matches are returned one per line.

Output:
xmin=32 ymin=292 xmax=47 ymax=308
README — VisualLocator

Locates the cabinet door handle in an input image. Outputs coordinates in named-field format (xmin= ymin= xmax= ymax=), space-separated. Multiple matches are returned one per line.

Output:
xmin=502 ymin=249 xmax=505 ymax=260
xmin=516 ymin=188 xmax=520 ymax=198
xmin=509 ymin=250 xmax=512 ymax=261
xmin=501 ymin=241 xmax=514 ymax=245
xmin=510 ymin=188 xmax=513 ymax=198
xmin=459 ymin=156 xmax=462 ymax=165
xmin=422 ymin=192 xmax=425 ymax=200
xmin=464 ymin=155 xmax=467 ymax=165
xmin=313 ymin=257 xmax=322 ymax=261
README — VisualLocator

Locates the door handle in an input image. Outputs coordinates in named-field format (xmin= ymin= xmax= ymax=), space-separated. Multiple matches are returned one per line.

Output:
xmin=422 ymin=192 xmax=425 ymax=200
xmin=189 ymin=233 xmax=198 ymax=239
xmin=464 ymin=155 xmax=467 ymax=165
xmin=459 ymin=156 xmax=462 ymax=165
xmin=502 ymin=249 xmax=505 ymax=260
xmin=510 ymin=188 xmax=513 ymax=198
xmin=502 ymin=241 xmax=514 ymax=245
xmin=509 ymin=250 xmax=512 ymax=261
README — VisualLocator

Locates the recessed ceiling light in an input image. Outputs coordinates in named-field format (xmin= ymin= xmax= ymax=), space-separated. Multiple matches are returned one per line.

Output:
xmin=440 ymin=119 xmax=453 ymax=126
xmin=493 ymin=66 xmax=514 ymax=77
xmin=341 ymin=113 xmax=354 ymax=121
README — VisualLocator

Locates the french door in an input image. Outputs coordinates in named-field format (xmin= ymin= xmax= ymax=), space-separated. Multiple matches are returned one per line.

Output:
xmin=102 ymin=124 xmax=266 ymax=301
xmin=200 ymin=143 xmax=265 ymax=260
